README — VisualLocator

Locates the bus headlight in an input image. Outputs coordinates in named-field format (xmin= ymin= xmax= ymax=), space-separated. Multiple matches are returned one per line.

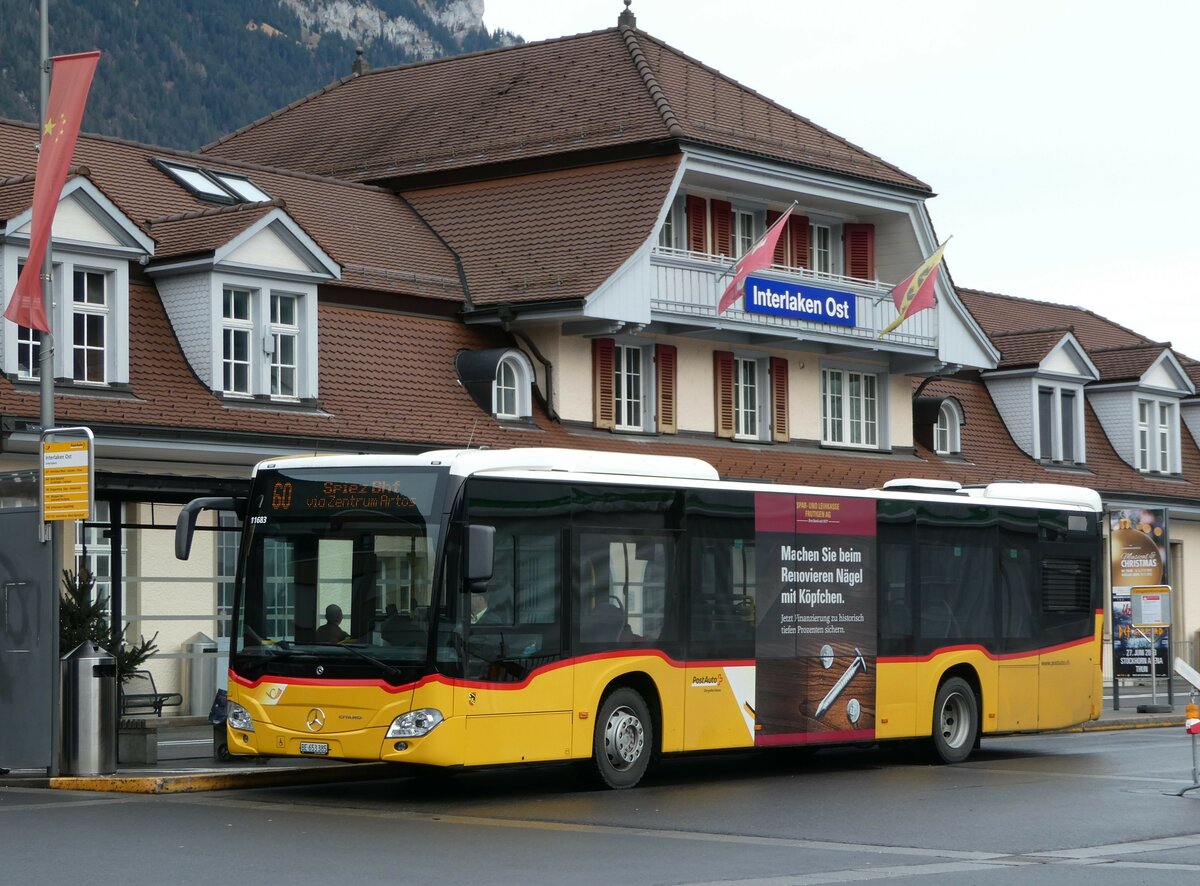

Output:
xmin=227 ymin=701 xmax=255 ymax=733
xmin=386 ymin=708 xmax=444 ymax=738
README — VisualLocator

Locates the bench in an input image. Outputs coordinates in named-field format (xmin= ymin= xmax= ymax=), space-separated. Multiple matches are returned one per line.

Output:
xmin=119 ymin=669 xmax=183 ymax=718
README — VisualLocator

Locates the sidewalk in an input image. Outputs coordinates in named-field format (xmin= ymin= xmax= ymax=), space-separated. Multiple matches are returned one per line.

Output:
xmin=0 ymin=688 xmax=1191 ymax=794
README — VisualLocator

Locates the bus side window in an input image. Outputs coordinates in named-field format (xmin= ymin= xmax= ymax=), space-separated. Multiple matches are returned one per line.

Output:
xmin=688 ymin=537 xmax=754 ymax=660
xmin=878 ymin=541 xmax=913 ymax=655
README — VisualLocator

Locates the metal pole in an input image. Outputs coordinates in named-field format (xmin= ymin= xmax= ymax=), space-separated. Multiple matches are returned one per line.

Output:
xmin=38 ymin=0 xmax=63 ymax=779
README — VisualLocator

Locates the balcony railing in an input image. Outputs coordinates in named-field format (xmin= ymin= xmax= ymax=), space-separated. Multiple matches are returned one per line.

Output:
xmin=649 ymin=246 xmax=937 ymax=350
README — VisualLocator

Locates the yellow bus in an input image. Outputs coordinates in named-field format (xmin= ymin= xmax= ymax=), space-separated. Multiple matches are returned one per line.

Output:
xmin=177 ymin=447 xmax=1103 ymax=788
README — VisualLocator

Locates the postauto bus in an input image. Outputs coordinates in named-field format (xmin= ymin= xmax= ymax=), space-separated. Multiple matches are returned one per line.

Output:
xmin=176 ymin=447 xmax=1102 ymax=788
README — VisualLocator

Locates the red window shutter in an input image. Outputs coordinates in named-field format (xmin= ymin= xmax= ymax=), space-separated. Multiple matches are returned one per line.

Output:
xmin=686 ymin=195 xmax=707 ymax=253
xmin=843 ymin=223 xmax=875 ymax=280
xmin=789 ymin=214 xmax=810 ymax=269
xmin=711 ymin=199 xmax=732 ymax=257
xmin=592 ymin=338 xmax=615 ymax=430
xmin=655 ymin=344 xmax=677 ymax=434
xmin=770 ymin=356 xmax=789 ymax=443
xmin=713 ymin=350 xmax=735 ymax=439
xmin=766 ymin=210 xmax=786 ymax=265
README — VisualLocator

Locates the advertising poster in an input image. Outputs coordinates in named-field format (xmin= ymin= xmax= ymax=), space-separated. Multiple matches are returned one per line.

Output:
xmin=1109 ymin=507 xmax=1169 ymax=678
xmin=754 ymin=493 xmax=876 ymax=744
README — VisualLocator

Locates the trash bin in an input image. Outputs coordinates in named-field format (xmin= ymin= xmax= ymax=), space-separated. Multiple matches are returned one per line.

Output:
xmin=182 ymin=632 xmax=219 ymax=716
xmin=59 ymin=642 xmax=117 ymax=776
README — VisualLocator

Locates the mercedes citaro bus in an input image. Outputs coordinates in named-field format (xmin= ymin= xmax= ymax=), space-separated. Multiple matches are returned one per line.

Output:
xmin=177 ymin=447 xmax=1103 ymax=788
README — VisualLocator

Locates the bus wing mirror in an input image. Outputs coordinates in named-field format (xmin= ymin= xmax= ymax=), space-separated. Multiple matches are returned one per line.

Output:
xmin=465 ymin=524 xmax=495 ymax=589
xmin=176 ymin=496 xmax=244 ymax=560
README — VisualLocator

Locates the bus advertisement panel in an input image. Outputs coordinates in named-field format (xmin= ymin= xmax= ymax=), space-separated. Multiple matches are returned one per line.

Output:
xmin=755 ymin=493 xmax=877 ymax=744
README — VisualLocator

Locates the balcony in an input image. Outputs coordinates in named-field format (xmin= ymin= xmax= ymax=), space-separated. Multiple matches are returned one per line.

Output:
xmin=649 ymin=247 xmax=937 ymax=353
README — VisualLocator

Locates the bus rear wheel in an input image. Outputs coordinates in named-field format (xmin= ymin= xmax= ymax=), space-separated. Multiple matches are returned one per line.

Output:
xmin=591 ymin=687 xmax=653 ymax=789
xmin=931 ymin=676 xmax=978 ymax=764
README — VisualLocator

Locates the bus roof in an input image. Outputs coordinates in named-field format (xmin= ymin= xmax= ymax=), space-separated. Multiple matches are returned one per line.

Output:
xmin=252 ymin=448 xmax=1101 ymax=512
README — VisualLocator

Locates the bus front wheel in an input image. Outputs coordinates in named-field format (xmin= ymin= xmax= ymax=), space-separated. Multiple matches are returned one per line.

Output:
xmin=591 ymin=687 xmax=653 ymax=789
xmin=931 ymin=677 xmax=978 ymax=764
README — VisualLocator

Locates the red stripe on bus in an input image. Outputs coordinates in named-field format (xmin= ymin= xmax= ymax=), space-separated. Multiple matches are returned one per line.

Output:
xmin=877 ymin=634 xmax=1095 ymax=664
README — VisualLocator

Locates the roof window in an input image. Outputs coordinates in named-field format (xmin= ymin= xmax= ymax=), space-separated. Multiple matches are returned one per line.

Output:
xmin=154 ymin=160 xmax=271 ymax=204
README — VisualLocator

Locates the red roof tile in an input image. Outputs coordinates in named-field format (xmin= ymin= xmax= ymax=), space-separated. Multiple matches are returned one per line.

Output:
xmin=204 ymin=28 xmax=928 ymax=192
xmin=0 ymin=120 xmax=462 ymax=301
xmin=404 ymin=155 xmax=681 ymax=306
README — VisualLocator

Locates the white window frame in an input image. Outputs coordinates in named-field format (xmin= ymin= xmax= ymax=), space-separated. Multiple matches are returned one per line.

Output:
xmin=71 ymin=267 xmax=109 ymax=384
xmin=810 ymin=223 xmax=832 ymax=274
xmin=731 ymin=354 xmax=770 ymax=441
xmin=732 ymin=209 xmax=756 ymax=258
xmin=491 ymin=349 xmax=534 ymax=420
xmin=1137 ymin=396 xmax=1178 ymax=474
xmin=615 ymin=344 xmax=645 ymax=431
xmin=211 ymin=275 xmax=315 ymax=401
xmin=935 ymin=400 xmax=963 ymax=455
xmin=269 ymin=292 xmax=299 ymax=400
xmin=1035 ymin=383 xmax=1085 ymax=464
xmin=222 ymin=286 xmax=254 ymax=396
xmin=3 ymin=249 xmax=130 ymax=386
xmin=822 ymin=366 xmax=880 ymax=449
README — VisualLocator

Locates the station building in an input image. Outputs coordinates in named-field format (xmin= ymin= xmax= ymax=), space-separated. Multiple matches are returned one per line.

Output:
xmin=0 ymin=4 xmax=1195 ymax=718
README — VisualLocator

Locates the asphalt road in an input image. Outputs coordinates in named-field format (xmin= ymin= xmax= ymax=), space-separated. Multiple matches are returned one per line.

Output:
xmin=3 ymin=727 xmax=1198 ymax=886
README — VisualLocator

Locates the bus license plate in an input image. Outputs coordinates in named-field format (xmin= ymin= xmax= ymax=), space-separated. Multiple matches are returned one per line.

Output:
xmin=299 ymin=742 xmax=329 ymax=755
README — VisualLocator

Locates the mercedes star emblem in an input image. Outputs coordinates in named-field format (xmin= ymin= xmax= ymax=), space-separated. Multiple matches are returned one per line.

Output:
xmin=306 ymin=708 xmax=326 ymax=732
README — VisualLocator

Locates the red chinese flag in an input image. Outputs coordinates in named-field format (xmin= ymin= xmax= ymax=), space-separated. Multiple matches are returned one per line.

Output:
xmin=716 ymin=209 xmax=793 ymax=315
xmin=878 ymin=241 xmax=948 ymax=337
xmin=4 ymin=51 xmax=101 ymax=333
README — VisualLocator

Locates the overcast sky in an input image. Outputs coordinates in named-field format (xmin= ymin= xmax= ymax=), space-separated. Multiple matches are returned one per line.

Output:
xmin=483 ymin=0 xmax=1200 ymax=359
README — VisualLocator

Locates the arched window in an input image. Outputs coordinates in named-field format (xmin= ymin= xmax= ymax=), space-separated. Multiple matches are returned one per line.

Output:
xmin=493 ymin=352 xmax=533 ymax=419
xmin=935 ymin=399 xmax=964 ymax=455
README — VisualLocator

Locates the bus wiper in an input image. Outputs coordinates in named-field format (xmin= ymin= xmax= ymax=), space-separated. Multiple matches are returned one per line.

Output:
xmin=314 ymin=642 xmax=403 ymax=682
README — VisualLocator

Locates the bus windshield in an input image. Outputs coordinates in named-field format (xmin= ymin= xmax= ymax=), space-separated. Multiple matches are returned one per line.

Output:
xmin=233 ymin=465 xmax=448 ymax=683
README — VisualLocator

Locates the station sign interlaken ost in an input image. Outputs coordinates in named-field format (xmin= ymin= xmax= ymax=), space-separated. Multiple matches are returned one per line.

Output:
xmin=742 ymin=275 xmax=857 ymax=328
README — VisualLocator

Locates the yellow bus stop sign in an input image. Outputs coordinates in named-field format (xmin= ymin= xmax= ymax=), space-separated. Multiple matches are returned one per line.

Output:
xmin=40 ymin=427 xmax=94 ymax=523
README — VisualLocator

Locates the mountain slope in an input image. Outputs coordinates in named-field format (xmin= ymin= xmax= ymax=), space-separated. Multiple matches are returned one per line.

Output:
xmin=0 ymin=0 xmax=517 ymax=150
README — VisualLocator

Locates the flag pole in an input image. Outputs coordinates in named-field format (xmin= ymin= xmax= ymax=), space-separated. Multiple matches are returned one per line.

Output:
xmin=39 ymin=0 xmax=63 ymax=779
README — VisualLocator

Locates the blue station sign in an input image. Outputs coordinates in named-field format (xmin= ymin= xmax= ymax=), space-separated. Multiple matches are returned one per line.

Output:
xmin=743 ymin=275 xmax=856 ymax=328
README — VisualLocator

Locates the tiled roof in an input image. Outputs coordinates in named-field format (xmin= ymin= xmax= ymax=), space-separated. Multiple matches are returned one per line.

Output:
xmin=203 ymin=27 xmax=928 ymax=192
xmin=916 ymin=376 xmax=1200 ymax=499
xmin=959 ymin=287 xmax=1152 ymax=352
xmin=145 ymin=201 xmax=278 ymax=260
xmin=1089 ymin=343 xmax=1169 ymax=383
xmin=0 ymin=279 xmax=538 ymax=449
xmin=404 ymin=155 xmax=681 ymax=306
xmin=989 ymin=327 xmax=1073 ymax=369
xmin=0 ymin=120 xmax=463 ymax=301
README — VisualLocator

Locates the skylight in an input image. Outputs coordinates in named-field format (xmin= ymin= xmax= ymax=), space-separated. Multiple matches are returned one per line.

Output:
xmin=155 ymin=159 xmax=272 ymax=205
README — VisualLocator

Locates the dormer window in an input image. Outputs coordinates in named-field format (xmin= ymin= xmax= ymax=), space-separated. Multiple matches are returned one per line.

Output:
xmin=1137 ymin=398 xmax=1177 ymax=473
xmin=493 ymin=352 xmax=532 ymax=420
xmin=1036 ymin=384 xmax=1082 ymax=463
xmin=217 ymin=283 xmax=308 ymax=401
xmin=935 ymin=400 xmax=964 ymax=455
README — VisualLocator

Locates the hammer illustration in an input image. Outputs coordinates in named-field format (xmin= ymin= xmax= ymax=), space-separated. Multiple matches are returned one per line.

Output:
xmin=815 ymin=648 xmax=867 ymax=719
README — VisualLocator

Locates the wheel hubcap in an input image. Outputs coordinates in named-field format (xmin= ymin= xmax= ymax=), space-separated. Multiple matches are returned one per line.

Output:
xmin=939 ymin=691 xmax=970 ymax=748
xmin=603 ymin=705 xmax=644 ymax=770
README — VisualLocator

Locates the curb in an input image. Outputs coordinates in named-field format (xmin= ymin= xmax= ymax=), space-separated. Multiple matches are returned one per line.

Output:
xmin=1064 ymin=716 xmax=1184 ymax=733
xmin=1 ymin=762 xmax=397 ymax=794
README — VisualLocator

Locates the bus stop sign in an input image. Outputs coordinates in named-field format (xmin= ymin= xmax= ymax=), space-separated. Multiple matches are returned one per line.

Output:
xmin=40 ymin=426 xmax=94 ymax=525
